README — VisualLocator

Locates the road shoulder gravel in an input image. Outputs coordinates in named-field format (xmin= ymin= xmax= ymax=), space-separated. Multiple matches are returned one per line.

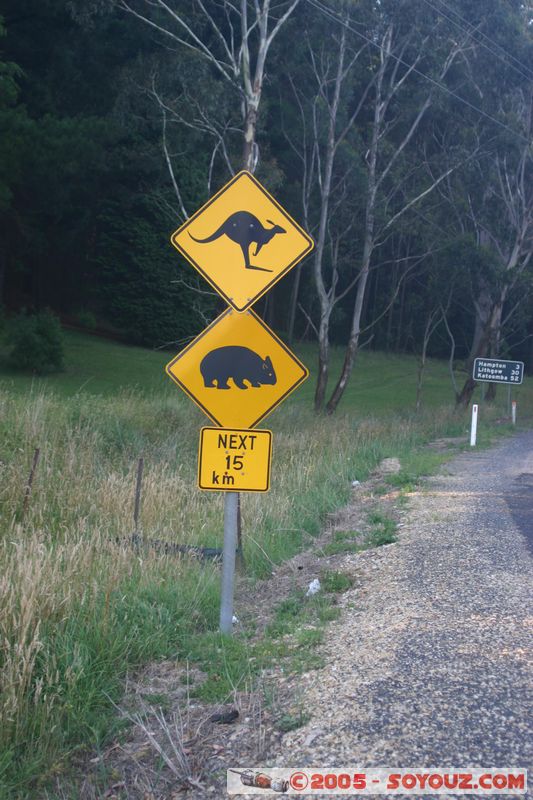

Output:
xmin=264 ymin=431 xmax=533 ymax=794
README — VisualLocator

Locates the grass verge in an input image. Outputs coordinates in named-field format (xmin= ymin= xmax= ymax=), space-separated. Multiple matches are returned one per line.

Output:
xmin=0 ymin=333 xmax=531 ymax=796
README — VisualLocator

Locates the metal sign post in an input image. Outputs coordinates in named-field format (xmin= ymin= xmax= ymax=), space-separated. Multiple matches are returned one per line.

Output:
xmin=164 ymin=170 xmax=314 ymax=636
xmin=220 ymin=492 xmax=239 ymax=634
xmin=473 ymin=357 xmax=524 ymax=433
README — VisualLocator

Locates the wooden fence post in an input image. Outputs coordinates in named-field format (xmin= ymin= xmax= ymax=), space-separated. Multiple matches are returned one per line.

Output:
xmin=133 ymin=457 xmax=144 ymax=535
xmin=21 ymin=448 xmax=40 ymax=522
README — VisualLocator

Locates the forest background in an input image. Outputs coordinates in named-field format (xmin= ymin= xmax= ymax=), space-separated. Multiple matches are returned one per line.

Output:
xmin=1 ymin=0 xmax=533 ymax=409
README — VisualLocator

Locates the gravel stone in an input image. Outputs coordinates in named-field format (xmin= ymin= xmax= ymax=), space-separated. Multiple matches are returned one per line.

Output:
xmin=264 ymin=431 xmax=533 ymax=798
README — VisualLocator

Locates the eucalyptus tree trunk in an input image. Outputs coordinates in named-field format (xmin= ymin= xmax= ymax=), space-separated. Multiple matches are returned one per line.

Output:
xmin=457 ymin=95 xmax=533 ymax=406
xmin=325 ymin=202 xmax=375 ymax=414
xmin=457 ymin=293 xmax=508 ymax=406
xmin=325 ymin=25 xmax=464 ymax=414
xmin=240 ymin=0 xmax=265 ymax=173
xmin=415 ymin=308 xmax=444 ymax=413
xmin=325 ymin=44 xmax=382 ymax=414
xmin=313 ymin=19 xmax=349 ymax=412
xmin=287 ymin=263 xmax=303 ymax=344
xmin=484 ymin=302 xmax=503 ymax=401
xmin=455 ymin=282 xmax=492 ymax=405
xmin=119 ymin=0 xmax=300 ymax=194
xmin=456 ymin=303 xmax=501 ymax=407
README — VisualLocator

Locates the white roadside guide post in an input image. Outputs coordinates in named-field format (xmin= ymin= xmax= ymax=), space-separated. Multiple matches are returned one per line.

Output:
xmin=512 ymin=400 xmax=517 ymax=426
xmin=470 ymin=404 xmax=478 ymax=447
xmin=164 ymin=172 xmax=314 ymax=635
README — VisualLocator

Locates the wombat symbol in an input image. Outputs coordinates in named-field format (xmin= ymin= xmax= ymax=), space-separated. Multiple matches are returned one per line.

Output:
xmin=189 ymin=210 xmax=285 ymax=272
xmin=200 ymin=346 xmax=277 ymax=390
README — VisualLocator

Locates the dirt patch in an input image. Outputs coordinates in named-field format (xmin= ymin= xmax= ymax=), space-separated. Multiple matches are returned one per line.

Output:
xmin=373 ymin=456 xmax=401 ymax=474
xmin=425 ymin=435 xmax=468 ymax=451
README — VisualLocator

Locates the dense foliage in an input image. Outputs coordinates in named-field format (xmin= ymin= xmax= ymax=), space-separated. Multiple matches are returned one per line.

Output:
xmin=1 ymin=1 xmax=532 ymax=388
xmin=6 ymin=308 xmax=65 ymax=372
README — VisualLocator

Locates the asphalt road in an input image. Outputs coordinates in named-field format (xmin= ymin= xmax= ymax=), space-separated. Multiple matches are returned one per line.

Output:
xmin=505 ymin=455 xmax=533 ymax=554
xmin=269 ymin=430 xmax=533 ymax=798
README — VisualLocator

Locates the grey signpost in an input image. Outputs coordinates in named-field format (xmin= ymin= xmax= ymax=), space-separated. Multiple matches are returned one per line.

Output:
xmin=472 ymin=358 xmax=524 ymax=425
xmin=220 ymin=492 xmax=239 ymax=634
xmin=166 ymin=171 xmax=314 ymax=636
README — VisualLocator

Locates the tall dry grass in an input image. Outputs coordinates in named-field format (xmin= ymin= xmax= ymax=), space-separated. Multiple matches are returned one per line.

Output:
xmin=1 ymin=530 xmax=127 ymax=749
xmin=0 ymin=525 xmax=219 ymax=794
xmin=0 ymin=385 xmax=486 ymax=794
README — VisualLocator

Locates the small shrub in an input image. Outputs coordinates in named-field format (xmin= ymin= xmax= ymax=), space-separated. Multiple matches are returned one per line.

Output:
xmin=321 ymin=570 xmax=353 ymax=593
xmin=322 ymin=530 xmax=363 ymax=556
xmin=386 ymin=471 xmax=417 ymax=487
xmin=277 ymin=710 xmax=311 ymax=732
xmin=296 ymin=628 xmax=323 ymax=648
xmin=367 ymin=512 xmax=397 ymax=546
xmin=7 ymin=310 xmax=65 ymax=373
xmin=317 ymin=606 xmax=342 ymax=623
xmin=73 ymin=309 xmax=97 ymax=329
xmin=369 ymin=527 xmax=397 ymax=546
xmin=275 ymin=594 xmax=305 ymax=620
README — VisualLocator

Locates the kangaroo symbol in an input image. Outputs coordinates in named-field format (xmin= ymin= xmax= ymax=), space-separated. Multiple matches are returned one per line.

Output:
xmin=189 ymin=210 xmax=286 ymax=272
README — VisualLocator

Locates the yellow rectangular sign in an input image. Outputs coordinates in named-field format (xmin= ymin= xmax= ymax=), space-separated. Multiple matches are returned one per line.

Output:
xmin=198 ymin=427 xmax=272 ymax=492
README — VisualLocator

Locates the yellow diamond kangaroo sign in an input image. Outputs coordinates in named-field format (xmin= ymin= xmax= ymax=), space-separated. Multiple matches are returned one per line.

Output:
xmin=166 ymin=308 xmax=308 ymax=429
xmin=170 ymin=171 xmax=314 ymax=312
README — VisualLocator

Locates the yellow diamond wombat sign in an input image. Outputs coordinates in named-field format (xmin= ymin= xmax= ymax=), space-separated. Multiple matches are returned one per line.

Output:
xmin=165 ymin=309 xmax=308 ymax=429
xmin=170 ymin=171 xmax=314 ymax=312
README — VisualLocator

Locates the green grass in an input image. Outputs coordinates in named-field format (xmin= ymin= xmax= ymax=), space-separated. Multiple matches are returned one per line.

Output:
xmin=320 ymin=570 xmax=354 ymax=593
xmin=183 ymin=589 xmax=335 ymax=703
xmin=0 ymin=330 xmax=532 ymax=798
xmin=2 ymin=331 xmax=531 ymax=418
xmin=322 ymin=530 xmax=363 ymax=556
xmin=367 ymin=512 xmax=397 ymax=546
xmin=0 ymin=331 xmax=171 ymax=397
xmin=277 ymin=710 xmax=311 ymax=732
xmin=385 ymin=450 xmax=453 ymax=489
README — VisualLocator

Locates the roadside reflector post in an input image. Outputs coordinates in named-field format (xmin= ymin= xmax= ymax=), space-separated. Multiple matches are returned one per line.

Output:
xmin=470 ymin=403 xmax=478 ymax=447
xmin=512 ymin=400 xmax=517 ymax=426
xmin=220 ymin=492 xmax=239 ymax=634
